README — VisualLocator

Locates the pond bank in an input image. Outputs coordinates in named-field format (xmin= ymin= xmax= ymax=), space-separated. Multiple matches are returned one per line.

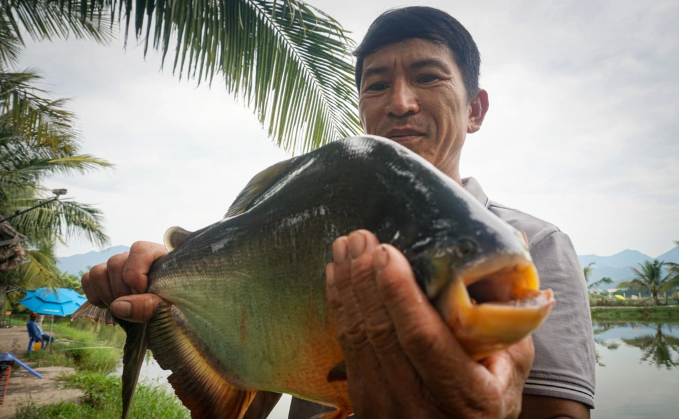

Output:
xmin=591 ymin=305 xmax=679 ymax=321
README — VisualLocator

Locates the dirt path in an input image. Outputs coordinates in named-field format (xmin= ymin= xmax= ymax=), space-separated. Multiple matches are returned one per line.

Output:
xmin=0 ymin=327 xmax=83 ymax=419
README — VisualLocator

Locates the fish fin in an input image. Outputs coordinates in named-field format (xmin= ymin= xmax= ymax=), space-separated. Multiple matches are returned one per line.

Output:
xmin=242 ymin=392 xmax=282 ymax=419
xmin=71 ymin=301 xmax=117 ymax=326
xmin=311 ymin=410 xmax=349 ymax=419
xmin=149 ymin=301 xmax=257 ymax=419
xmin=163 ymin=226 xmax=192 ymax=251
xmin=117 ymin=318 xmax=149 ymax=419
xmin=225 ymin=159 xmax=293 ymax=218
xmin=326 ymin=362 xmax=347 ymax=382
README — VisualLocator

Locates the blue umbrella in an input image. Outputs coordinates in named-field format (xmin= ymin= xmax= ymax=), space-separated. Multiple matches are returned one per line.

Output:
xmin=19 ymin=288 xmax=88 ymax=351
xmin=19 ymin=288 xmax=87 ymax=316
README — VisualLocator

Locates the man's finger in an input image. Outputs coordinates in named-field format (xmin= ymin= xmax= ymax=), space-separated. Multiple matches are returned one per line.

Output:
xmin=374 ymin=244 xmax=478 ymax=393
xmin=108 ymin=252 xmax=132 ymax=299
xmin=110 ymin=294 xmax=162 ymax=323
xmin=122 ymin=242 xmax=168 ymax=294
xmin=89 ymin=263 xmax=116 ymax=306
xmin=81 ymin=271 xmax=105 ymax=308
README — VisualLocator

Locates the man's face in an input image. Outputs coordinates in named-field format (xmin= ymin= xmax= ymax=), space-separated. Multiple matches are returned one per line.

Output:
xmin=358 ymin=38 xmax=484 ymax=181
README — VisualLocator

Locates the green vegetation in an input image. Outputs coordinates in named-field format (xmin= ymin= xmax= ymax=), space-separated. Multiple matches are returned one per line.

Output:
xmin=14 ymin=373 xmax=189 ymax=419
xmin=11 ymin=317 xmax=190 ymax=418
xmin=591 ymin=306 xmax=679 ymax=321
xmin=618 ymin=260 xmax=679 ymax=306
xmin=22 ymin=319 xmax=123 ymax=374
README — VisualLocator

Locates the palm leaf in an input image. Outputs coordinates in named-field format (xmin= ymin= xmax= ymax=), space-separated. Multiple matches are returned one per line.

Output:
xmin=68 ymin=0 xmax=361 ymax=153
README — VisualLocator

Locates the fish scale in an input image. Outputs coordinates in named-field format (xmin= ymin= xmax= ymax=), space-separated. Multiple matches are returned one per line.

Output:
xmin=74 ymin=135 xmax=554 ymax=419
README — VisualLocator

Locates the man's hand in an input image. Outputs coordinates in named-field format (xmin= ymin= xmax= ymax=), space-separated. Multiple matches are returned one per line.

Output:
xmin=81 ymin=241 xmax=166 ymax=323
xmin=326 ymin=230 xmax=534 ymax=419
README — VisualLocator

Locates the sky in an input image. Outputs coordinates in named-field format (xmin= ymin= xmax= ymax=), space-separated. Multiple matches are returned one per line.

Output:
xmin=17 ymin=0 xmax=679 ymax=258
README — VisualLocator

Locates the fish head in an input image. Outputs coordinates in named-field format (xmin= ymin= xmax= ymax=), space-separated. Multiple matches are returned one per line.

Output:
xmin=408 ymin=194 xmax=555 ymax=360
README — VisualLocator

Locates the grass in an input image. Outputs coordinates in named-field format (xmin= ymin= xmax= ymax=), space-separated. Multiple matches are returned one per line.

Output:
xmin=22 ymin=320 xmax=123 ymax=374
xmin=591 ymin=305 xmax=679 ymax=321
xmin=14 ymin=373 xmax=190 ymax=419
xmin=10 ymin=317 xmax=190 ymax=419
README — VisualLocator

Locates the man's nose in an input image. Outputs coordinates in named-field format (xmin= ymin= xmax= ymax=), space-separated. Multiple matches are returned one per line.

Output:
xmin=386 ymin=79 xmax=419 ymax=117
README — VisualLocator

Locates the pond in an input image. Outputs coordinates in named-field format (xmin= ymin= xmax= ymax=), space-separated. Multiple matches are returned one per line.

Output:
xmin=592 ymin=321 xmax=678 ymax=419
xmin=108 ymin=321 xmax=679 ymax=418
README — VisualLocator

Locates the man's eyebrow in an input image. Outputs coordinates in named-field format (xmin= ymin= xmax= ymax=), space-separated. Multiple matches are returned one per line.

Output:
xmin=362 ymin=58 xmax=452 ymax=79
xmin=410 ymin=58 xmax=452 ymax=73
xmin=362 ymin=66 xmax=388 ymax=78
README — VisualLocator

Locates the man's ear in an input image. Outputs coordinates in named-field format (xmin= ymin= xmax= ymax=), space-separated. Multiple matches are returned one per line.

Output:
xmin=467 ymin=89 xmax=489 ymax=134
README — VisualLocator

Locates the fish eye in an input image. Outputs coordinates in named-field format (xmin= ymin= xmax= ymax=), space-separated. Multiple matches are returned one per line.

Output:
xmin=456 ymin=239 xmax=477 ymax=258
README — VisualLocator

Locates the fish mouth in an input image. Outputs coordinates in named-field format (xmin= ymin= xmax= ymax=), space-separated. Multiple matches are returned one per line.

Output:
xmin=436 ymin=254 xmax=555 ymax=360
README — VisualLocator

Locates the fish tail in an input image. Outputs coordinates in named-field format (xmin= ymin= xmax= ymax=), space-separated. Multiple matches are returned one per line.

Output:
xmin=149 ymin=301 xmax=257 ymax=419
xmin=72 ymin=302 xmax=148 ymax=419
xmin=118 ymin=318 xmax=148 ymax=419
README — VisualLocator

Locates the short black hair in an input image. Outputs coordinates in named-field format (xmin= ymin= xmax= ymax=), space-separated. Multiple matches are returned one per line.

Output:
xmin=353 ymin=7 xmax=481 ymax=102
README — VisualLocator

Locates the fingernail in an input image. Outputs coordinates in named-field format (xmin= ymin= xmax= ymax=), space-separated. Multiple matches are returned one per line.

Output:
xmin=333 ymin=239 xmax=348 ymax=264
xmin=111 ymin=301 xmax=132 ymax=319
xmin=374 ymin=245 xmax=389 ymax=269
xmin=348 ymin=232 xmax=366 ymax=259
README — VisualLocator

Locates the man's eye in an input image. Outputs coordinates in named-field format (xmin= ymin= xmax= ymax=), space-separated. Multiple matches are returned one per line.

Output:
xmin=417 ymin=74 xmax=439 ymax=83
xmin=367 ymin=83 xmax=388 ymax=92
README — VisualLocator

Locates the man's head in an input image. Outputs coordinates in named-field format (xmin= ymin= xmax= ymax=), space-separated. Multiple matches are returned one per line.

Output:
xmin=30 ymin=312 xmax=38 ymax=319
xmin=354 ymin=7 xmax=488 ymax=183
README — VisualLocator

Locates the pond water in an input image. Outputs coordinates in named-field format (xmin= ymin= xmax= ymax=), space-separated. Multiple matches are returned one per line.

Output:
xmin=102 ymin=320 xmax=679 ymax=418
xmin=592 ymin=321 xmax=678 ymax=419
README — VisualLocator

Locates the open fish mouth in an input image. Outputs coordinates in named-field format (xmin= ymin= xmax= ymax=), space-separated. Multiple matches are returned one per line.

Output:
xmin=437 ymin=254 xmax=555 ymax=360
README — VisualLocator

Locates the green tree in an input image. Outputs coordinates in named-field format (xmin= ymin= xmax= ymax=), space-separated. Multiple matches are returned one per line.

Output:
xmin=618 ymin=260 xmax=678 ymax=306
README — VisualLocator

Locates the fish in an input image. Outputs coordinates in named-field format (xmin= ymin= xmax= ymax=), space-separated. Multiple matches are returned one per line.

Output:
xmin=74 ymin=135 xmax=555 ymax=419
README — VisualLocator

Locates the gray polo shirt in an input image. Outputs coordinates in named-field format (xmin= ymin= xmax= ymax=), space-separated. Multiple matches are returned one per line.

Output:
xmin=289 ymin=177 xmax=596 ymax=418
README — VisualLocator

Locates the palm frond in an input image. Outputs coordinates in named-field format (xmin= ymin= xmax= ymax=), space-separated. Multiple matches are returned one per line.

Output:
xmin=2 ymin=197 xmax=110 ymax=248
xmin=68 ymin=0 xmax=361 ymax=153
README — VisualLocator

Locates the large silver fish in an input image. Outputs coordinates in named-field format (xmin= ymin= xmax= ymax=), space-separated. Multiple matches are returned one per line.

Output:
xmin=75 ymin=135 xmax=555 ymax=419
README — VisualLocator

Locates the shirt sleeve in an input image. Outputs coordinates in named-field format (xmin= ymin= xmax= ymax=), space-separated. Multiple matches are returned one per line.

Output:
xmin=26 ymin=321 xmax=42 ymax=340
xmin=524 ymin=231 xmax=596 ymax=408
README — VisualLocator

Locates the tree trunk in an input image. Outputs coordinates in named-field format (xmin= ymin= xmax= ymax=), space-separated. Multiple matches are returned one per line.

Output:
xmin=0 ymin=283 xmax=6 ymax=326
xmin=652 ymin=293 xmax=659 ymax=306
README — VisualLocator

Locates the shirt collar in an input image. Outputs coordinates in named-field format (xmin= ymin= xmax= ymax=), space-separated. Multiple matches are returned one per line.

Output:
xmin=463 ymin=177 xmax=490 ymax=209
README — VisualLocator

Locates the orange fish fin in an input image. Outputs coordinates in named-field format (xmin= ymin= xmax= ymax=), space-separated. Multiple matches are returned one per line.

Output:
xmin=326 ymin=362 xmax=347 ymax=382
xmin=71 ymin=301 xmax=116 ymax=326
xmin=148 ymin=301 xmax=257 ymax=419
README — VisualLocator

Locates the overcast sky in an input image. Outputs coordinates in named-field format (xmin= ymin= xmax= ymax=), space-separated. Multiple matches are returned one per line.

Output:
xmin=18 ymin=0 xmax=678 ymax=258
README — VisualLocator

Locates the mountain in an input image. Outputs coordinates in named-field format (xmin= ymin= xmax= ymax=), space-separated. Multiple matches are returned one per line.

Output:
xmin=57 ymin=245 xmax=131 ymax=276
xmin=579 ymin=246 xmax=679 ymax=290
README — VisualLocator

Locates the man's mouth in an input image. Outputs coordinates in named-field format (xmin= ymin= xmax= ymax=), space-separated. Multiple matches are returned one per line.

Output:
xmin=383 ymin=128 xmax=425 ymax=144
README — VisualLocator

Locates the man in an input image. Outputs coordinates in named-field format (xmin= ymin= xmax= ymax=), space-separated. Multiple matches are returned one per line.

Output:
xmin=26 ymin=312 xmax=54 ymax=348
xmin=82 ymin=6 xmax=595 ymax=418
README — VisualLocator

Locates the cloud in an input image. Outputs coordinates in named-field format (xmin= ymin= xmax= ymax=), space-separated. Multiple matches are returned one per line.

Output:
xmin=17 ymin=0 xmax=677 ymax=258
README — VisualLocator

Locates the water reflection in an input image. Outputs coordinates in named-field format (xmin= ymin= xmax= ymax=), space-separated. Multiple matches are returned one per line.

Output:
xmin=592 ymin=321 xmax=679 ymax=419
xmin=593 ymin=321 xmax=679 ymax=369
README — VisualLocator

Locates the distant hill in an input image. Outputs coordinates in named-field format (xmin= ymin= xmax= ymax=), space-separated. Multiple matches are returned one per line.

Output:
xmin=57 ymin=245 xmax=131 ymax=276
xmin=579 ymin=246 xmax=679 ymax=289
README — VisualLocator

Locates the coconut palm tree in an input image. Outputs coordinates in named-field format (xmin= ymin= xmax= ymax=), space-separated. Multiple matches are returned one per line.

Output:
xmin=588 ymin=276 xmax=613 ymax=290
xmin=0 ymin=69 xmax=113 ymax=317
xmin=618 ymin=260 xmax=678 ymax=306
xmin=2 ymin=0 xmax=361 ymax=154
xmin=583 ymin=262 xmax=595 ymax=283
